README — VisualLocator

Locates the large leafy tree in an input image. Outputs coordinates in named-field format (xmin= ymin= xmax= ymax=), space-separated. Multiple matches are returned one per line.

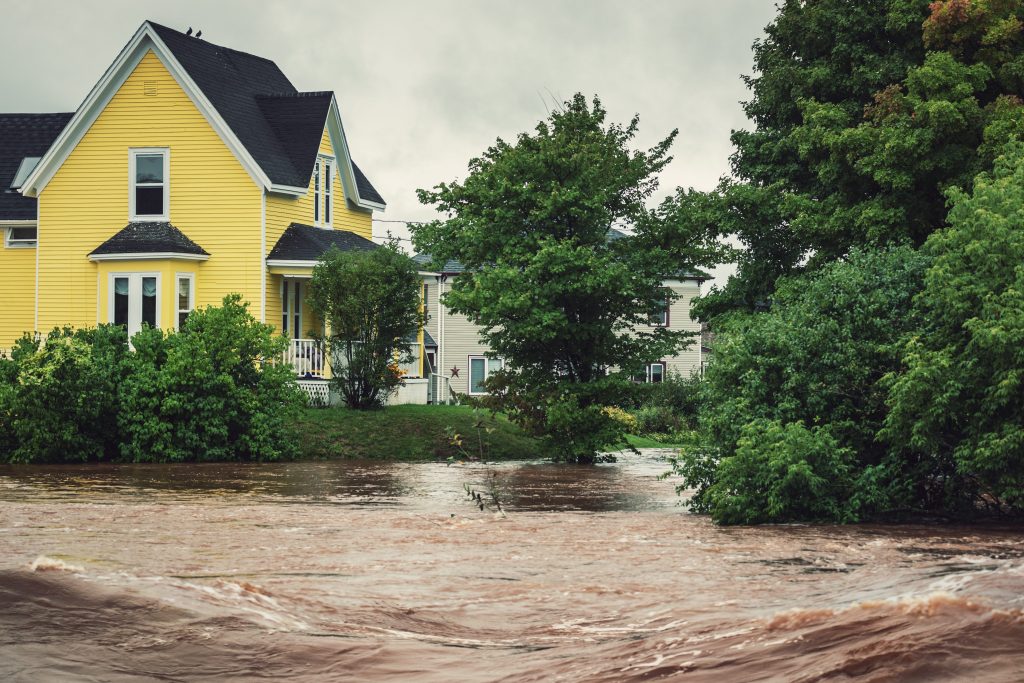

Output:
xmin=308 ymin=244 xmax=422 ymax=409
xmin=884 ymin=143 xmax=1024 ymax=512
xmin=699 ymin=0 xmax=1024 ymax=318
xmin=413 ymin=94 xmax=724 ymax=462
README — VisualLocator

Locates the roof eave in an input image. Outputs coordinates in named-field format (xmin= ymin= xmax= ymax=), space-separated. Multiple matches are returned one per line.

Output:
xmin=20 ymin=21 xmax=273 ymax=197
xmin=88 ymin=251 xmax=210 ymax=262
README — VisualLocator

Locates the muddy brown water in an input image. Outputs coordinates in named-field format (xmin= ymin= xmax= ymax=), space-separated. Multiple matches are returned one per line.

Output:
xmin=1 ymin=451 xmax=1022 ymax=682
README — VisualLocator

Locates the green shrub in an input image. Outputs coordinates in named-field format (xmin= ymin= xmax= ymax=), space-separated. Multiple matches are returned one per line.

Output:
xmin=0 ymin=295 xmax=304 ymax=464
xmin=118 ymin=295 xmax=305 ymax=462
xmin=682 ymin=420 xmax=856 ymax=525
xmin=0 ymin=326 xmax=129 ymax=463
xmin=632 ymin=405 xmax=684 ymax=438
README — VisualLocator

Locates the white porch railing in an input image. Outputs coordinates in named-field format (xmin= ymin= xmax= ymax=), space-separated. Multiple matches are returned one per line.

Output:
xmin=284 ymin=338 xmax=325 ymax=378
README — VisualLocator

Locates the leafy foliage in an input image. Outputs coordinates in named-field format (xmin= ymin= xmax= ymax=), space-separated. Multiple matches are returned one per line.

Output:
xmin=307 ymin=243 xmax=422 ymax=409
xmin=0 ymin=296 xmax=303 ymax=463
xmin=118 ymin=295 xmax=303 ymax=462
xmin=0 ymin=326 xmax=128 ymax=463
xmin=884 ymin=143 xmax=1024 ymax=512
xmin=414 ymin=94 xmax=724 ymax=461
xmin=676 ymin=247 xmax=930 ymax=523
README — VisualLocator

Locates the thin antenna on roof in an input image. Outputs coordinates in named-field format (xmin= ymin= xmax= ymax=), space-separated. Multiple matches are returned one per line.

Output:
xmin=195 ymin=30 xmax=202 ymax=39
xmin=185 ymin=27 xmax=193 ymax=36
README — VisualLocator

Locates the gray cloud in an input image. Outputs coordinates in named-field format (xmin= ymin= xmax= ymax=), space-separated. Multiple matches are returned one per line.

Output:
xmin=0 ymin=0 xmax=779 ymax=284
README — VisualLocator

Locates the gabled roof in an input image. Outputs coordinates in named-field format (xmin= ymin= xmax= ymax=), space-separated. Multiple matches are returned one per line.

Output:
xmin=0 ymin=113 xmax=72 ymax=220
xmin=412 ymin=253 xmax=466 ymax=274
xmin=18 ymin=21 xmax=384 ymax=210
xmin=267 ymin=223 xmax=379 ymax=263
xmin=88 ymin=221 xmax=209 ymax=259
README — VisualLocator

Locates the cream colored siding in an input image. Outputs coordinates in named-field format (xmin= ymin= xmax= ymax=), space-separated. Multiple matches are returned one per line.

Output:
xmin=631 ymin=279 xmax=703 ymax=378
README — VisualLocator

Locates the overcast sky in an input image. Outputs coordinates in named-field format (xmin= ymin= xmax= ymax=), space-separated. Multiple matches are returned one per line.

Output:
xmin=0 ymin=1 xmax=779 ymax=284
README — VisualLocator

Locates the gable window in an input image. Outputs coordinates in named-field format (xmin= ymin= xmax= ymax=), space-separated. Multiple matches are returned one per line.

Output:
xmin=176 ymin=273 xmax=195 ymax=330
xmin=130 ymin=149 xmax=169 ymax=220
xmin=4 ymin=226 xmax=37 ymax=248
xmin=110 ymin=272 xmax=160 ymax=337
xmin=469 ymin=356 xmax=503 ymax=395
xmin=314 ymin=156 xmax=334 ymax=227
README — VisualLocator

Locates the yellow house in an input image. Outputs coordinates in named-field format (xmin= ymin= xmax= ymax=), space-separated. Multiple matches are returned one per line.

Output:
xmin=2 ymin=21 xmax=386 ymax=380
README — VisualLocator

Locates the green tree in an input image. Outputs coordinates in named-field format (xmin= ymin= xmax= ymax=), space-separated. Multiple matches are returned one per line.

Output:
xmin=883 ymin=143 xmax=1024 ymax=514
xmin=307 ymin=244 xmax=422 ymax=409
xmin=413 ymin=94 xmax=724 ymax=462
xmin=696 ymin=0 xmax=1024 ymax=319
xmin=676 ymin=247 xmax=931 ymax=523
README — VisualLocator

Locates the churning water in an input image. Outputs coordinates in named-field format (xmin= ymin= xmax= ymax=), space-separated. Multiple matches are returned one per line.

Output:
xmin=1 ymin=451 xmax=1022 ymax=681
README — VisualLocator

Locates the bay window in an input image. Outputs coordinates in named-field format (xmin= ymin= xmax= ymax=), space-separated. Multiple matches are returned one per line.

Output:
xmin=110 ymin=272 xmax=160 ymax=336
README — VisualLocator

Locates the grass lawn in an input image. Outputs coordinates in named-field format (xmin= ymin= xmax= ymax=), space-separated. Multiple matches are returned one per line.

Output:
xmin=295 ymin=404 xmax=556 ymax=461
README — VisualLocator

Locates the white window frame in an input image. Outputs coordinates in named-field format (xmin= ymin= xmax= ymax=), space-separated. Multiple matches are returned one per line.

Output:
xmin=314 ymin=155 xmax=335 ymax=228
xmin=108 ymin=271 xmax=162 ymax=336
xmin=468 ymin=355 xmax=504 ymax=395
xmin=647 ymin=362 xmax=665 ymax=384
xmin=282 ymin=278 xmax=303 ymax=338
xmin=3 ymin=224 xmax=37 ymax=248
xmin=175 ymin=272 xmax=195 ymax=330
xmin=129 ymin=148 xmax=170 ymax=221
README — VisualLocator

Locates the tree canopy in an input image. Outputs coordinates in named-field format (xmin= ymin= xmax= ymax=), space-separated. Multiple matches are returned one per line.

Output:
xmin=308 ymin=244 xmax=422 ymax=409
xmin=414 ymin=94 xmax=724 ymax=461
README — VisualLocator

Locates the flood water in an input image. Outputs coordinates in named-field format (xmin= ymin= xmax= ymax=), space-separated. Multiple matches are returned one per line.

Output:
xmin=1 ymin=451 xmax=1023 ymax=682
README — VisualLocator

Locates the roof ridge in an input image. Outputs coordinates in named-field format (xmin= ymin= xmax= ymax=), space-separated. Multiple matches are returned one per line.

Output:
xmin=145 ymin=20 xmax=281 ymax=68
xmin=255 ymin=91 xmax=333 ymax=100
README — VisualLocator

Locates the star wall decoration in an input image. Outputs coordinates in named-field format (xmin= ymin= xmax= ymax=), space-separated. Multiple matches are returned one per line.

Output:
xmin=450 ymin=366 xmax=460 ymax=378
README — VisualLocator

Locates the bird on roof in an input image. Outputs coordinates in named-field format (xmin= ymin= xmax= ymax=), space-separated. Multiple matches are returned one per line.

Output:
xmin=195 ymin=30 xmax=202 ymax=38
xmin=185 ymin=27 xmax=192 ymax=36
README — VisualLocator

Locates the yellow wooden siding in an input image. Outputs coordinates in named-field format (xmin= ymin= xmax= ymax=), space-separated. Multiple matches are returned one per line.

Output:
xmin=36 ymin=50 xmax=262 ymax=331
xmin=264 ymin=124 xmax=372 ymax=332
xmin=0 ymin=243 xmax=36 ymax=348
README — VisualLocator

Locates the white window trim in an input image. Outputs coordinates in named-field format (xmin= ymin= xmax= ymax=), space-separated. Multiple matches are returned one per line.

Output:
xmin=175 ymin=272 xmax=195 ymax=330
xmin=108 ymin=271 xmax=162 ymax=334
xmin=282 ymin=278 xmax=303 ymax=339
xmin=468 ymin=355 xmax=503 ymax=395
xmin=129 ymin=147 xmax=170 ymax=221
xmin=314 ymin=155 xmax=335 ymax=228
xmin=647 ymin=362 xmax=665 ymax=383
xmin=3 ymin=224 xmax=37 ymax=248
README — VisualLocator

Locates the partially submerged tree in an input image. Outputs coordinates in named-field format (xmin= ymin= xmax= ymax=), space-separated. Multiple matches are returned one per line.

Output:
xmin=414 ymin=94 xmax=725 ymax=462
xmin=308 ymin=244 xmax=422 ymax=409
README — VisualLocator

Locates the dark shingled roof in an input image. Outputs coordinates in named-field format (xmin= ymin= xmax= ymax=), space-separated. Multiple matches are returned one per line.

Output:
xmin=148 ymin=22 xmax=383 ymax=203
xmin=412 ymin=253 xmax=466 ymax=274
xmin=0 ymin=113 xmax=73 ymax=220
xmin=267 ymin=223 xmax=379 ymax=262
xmin=89 ymin=222 xmax=209 ymax=257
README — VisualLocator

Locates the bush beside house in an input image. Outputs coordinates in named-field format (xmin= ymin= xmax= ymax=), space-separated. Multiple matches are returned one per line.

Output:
xmin=0 ymin=296 xmax=305 ymax=464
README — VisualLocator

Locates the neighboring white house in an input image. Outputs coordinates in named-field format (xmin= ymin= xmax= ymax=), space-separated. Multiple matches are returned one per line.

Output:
xmin=413 ymin=253 xmax=708 ymax=402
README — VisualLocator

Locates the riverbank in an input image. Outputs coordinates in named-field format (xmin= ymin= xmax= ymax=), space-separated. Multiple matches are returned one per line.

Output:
xmin=295 ymin=405 xmax=685 ymax=461
xmin=295 ymin=404 xmax=554 ymax=461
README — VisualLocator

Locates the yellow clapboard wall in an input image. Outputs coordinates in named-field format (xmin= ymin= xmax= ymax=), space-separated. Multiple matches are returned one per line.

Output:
xmin=37 ymin=50 xmax=263 ymax=332
xmin=0 ymin=242 xmax=36 ymax=349
xmin=265 ymin=126 xmax=372 ymax=334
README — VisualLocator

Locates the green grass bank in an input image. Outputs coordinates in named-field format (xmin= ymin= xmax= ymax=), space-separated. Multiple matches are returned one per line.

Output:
xmin=295 ymin=404 xmax=556 ymax=461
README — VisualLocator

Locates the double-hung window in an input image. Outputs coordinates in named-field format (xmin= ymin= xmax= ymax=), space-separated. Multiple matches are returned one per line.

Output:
xmin=469 ymin=356 xmax=503 ymax=395
xmin=111 ymin=272 xmax=160 ymax=337
xmin=4 ymin=226 xmax=37 ymax=248
xmin=130 ymin=149 xmax=169 ymax=220
xmin=176 ymin=273 xmax=195 ymax=330
xmin=313 ymin=156 xmax=334 ymax=227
